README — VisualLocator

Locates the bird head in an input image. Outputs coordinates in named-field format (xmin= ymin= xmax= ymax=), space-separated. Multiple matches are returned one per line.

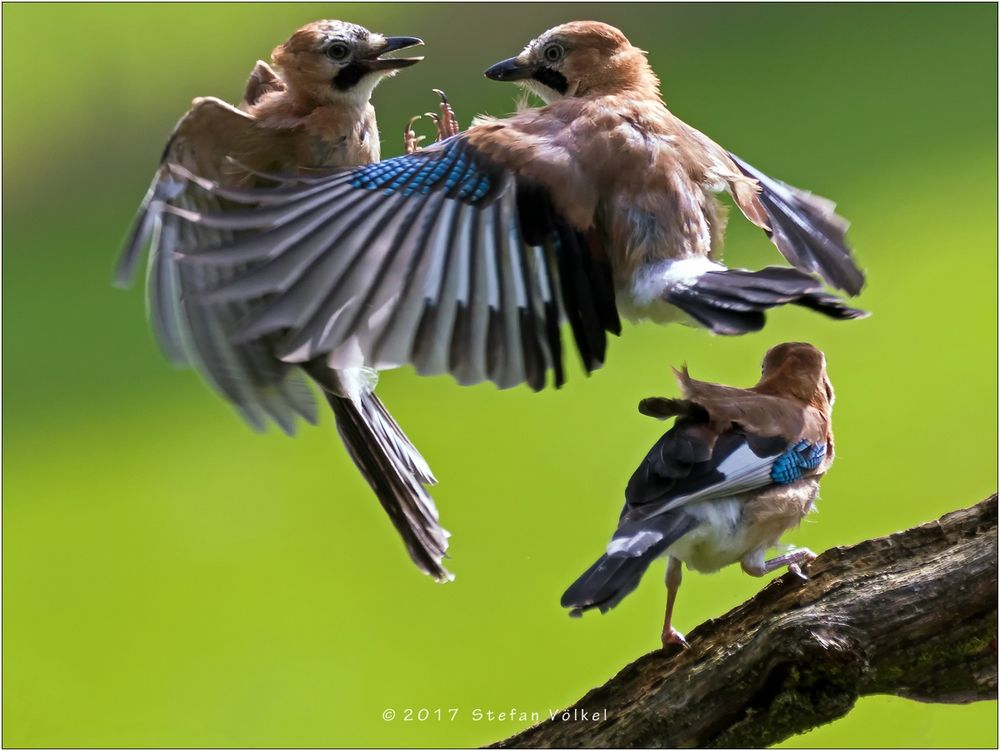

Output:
xmin=483 ymin=21 xmax=658 ymax=103
xmin=756 ymin=342 xmax=835 ymax=409
xmin=272 ymin=21 xmax=423 ymax=106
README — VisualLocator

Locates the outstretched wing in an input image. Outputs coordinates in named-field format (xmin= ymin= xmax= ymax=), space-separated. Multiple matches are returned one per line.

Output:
xmin=678 ymin=123 xmax=863 ymax=296
xmin=173 ymin=134 xmax=622 ymax=391
xmin=727 ymin=153 xmax=865 ymax=296
xmin=115 ymin=96 xmax=317 ymax=433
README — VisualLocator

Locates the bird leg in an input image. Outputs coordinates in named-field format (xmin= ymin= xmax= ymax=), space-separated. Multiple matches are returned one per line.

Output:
xmin=741 ymin=547 xmax=817 ymax=580
xmin=661 ymin=556 xmax=689 ymax=649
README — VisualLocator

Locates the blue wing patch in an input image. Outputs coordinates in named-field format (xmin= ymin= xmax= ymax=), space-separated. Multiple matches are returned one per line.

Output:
xmin=350 ymin=139 xmax=493 ymax=202
xmin=770 ymin=440 xmax=826 ymax=484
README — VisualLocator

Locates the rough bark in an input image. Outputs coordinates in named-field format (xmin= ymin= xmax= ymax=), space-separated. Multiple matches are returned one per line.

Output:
xmin=493 ymin=495 xmax=998 ymax=749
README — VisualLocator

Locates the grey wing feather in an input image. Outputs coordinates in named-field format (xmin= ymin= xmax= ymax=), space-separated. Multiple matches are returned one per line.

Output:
xmin=169 ymin=137 xmax=619 ymax=392
xmin=115 ymin=99 xmax=319 ymax=433
xmin=728 ymin=153 xmax=865 ymax=296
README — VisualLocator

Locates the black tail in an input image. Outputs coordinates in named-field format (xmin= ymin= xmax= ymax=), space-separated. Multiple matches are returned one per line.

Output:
xmin=729 ymin=153 xmax=865 ymax=296
xmin=562 ymin=551 xmax=664 ymax=615
xmin=562 ymin=514 xmax=697 ymax=615
xmin=325 ymin=388 xmax=451 ymax=581
xmin=666 ymin=266 xmax=868 ymax=336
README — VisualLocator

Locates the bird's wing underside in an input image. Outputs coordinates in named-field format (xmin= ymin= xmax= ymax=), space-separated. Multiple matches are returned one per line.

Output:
xmin=665 ymin=123 xmax=863 ymax=296
xmin=726 ymin=153 xmax=865 ymax=296
xmin=171 ymin=134 xmax=622 ymax=392
xmin=115 ymin=96 xmax=317 ymax=433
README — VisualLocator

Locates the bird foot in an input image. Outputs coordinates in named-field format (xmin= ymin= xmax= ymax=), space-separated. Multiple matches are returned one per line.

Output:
xmin=403 ymin=115 xmax=426 ymax=155
xmin=402 ymin=89 xmax=460 ymax=153
xmin=431 ymin=89 xmax=460 ymax=139
xmin=661 ymin=626 xmax=690 ymax=650
xmin=788 ymin=550 xmax=818 ymax=580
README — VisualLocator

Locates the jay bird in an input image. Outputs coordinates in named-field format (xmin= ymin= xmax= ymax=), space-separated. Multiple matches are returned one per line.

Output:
xmin=562 ymin=342 xmax=836 ymax=648
xmin=160 ymin=21 xmax=865 ymax=579
xmin=112 ymin=22 xmax=456 ymax=580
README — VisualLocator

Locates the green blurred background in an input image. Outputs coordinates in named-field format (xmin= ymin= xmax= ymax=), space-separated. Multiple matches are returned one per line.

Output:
xmin=3 ymin=3 xmax=997 ymax=747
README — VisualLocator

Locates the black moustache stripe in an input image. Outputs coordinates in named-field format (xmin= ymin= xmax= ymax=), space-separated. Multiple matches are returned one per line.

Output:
xmin=532 ymin=67 xmax=568 ymax=95
xmin=333 ymin=62 xmax=367 ymax=91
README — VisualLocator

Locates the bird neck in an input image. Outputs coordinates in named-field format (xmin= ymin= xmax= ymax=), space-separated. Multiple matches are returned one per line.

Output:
xmin=579 ymin=49 xmax=662 ymax=101
xmin=754 ymin=375 xmax=828 ymax=413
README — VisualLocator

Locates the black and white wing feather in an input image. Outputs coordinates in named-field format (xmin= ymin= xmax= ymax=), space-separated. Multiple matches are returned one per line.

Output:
xmin=174 ymin=135 xmax=622 ymax=391
xmin=621 ymin=424 xmax=824 ymax=521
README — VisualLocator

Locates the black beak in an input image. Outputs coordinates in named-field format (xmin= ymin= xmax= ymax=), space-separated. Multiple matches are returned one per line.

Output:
xmin=366 ymin=36 xmax=424 ymax=70
xmin=484 ymin=56 xmax=536 ymax=81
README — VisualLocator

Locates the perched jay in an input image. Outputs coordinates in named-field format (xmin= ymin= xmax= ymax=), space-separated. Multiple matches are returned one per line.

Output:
xmin=160 ymin=21 xmax=865 ymax=576
xmin=562 ymin=342 xmax=836 ymax=647
xmin=112 ymin=22 xmax=457 ymax=580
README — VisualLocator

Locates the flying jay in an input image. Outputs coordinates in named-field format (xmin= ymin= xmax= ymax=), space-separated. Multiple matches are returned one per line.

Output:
xmin=113 ymin=21 xmax=455 ymax=580
xmin=160 ymin=21 xmax=866 ymax=580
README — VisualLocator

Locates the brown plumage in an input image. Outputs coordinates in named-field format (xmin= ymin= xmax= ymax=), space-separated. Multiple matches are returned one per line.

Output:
xmin=113 ymin=22 xmax=457 ymax=582
xmin=641 ymin=344 xmax=833 ymax=450
xmin=166 ymin=21 xmax=865 ymax=404
xmin=148 ymin=21 xmax=866 ymax=580
xmin=563 ymin=342 xmax=836 ymax=648
xmin=477 ymin=22 xmax=863 ymax=298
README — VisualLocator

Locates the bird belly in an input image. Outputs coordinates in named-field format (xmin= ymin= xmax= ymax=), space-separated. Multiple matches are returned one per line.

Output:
xmin=618 ymin=257 xmax=726 ymax=325
xmin=616 ymin=288 xmax=692 ymax=326
xmin=666 ymin=498 xmax=752 ymax=573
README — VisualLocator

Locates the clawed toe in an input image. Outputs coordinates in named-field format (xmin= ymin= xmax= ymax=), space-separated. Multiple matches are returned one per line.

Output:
xmin=432 ymin=88 xmax=460 ymax=139
xmin=661 ymin=627 xmax=690 ymax=650
xmin=402 ymin=89 xmax=461 ymax=153
xmin=403 ymin=115 xmax=426 ymax=154
xmin=788 ymin=550 xmax=817 ymax=580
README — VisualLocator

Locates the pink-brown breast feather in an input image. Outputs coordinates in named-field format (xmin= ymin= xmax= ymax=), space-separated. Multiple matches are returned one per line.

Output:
xmin=741 ymin=479 xmax=820 ymax=551
xmin=468 ymin=98 xmax=726 ymax=276
xmin=467 ymin=97 xmax=771 ymax=279
xmin=466 ymin=108 xmax=597 ymax=230
xmin=593 ymin=103 xmax=738 ymax=275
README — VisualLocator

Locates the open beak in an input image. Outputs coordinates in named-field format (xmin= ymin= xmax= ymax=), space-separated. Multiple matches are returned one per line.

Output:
xmin=365 ymin=36 xmax=424 ymax=71
xmin=484 ymin=56 xmax=537 ymax=81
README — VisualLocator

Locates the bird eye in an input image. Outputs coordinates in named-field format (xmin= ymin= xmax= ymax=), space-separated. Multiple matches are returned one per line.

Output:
xmin=326 ymin=42 xmax=351 ymax=61
xmin=543 ymin=43 xmax=564 ymax=63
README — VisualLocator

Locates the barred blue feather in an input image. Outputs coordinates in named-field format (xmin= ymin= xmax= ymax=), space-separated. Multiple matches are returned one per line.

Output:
xmin=350 ymin=139 xmax=494 ymax=203
xmin=770 ymin=440 xmax=826 ymax=484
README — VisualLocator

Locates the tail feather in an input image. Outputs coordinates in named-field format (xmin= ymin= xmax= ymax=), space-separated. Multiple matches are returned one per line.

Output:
xmin=562 ymin=513 xmax=697 ymax=615
xmin=325 ymin=388 xmax=451 ymax=581
xmin=562 ymin=553 xmax=660 ymax=615
xmin=666 ymin=266 xmax=868 ymax=336
xmin=729 ymin=153 xmax=865 ymax=296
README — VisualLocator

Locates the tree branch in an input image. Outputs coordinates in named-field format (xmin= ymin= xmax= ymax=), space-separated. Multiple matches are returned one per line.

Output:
xmin=493 ymin=495 xmax=998 ymax=749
